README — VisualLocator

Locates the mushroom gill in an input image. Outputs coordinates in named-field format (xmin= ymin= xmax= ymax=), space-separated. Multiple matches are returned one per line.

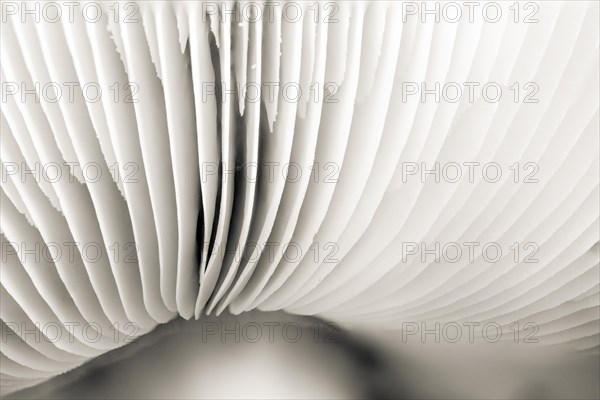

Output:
xmin=1 ymin=1 xmax=599 ymax=397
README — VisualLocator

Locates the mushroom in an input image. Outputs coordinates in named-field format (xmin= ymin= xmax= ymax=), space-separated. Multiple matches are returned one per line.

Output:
xmin=1 ymin=1 xmax=598 ymax=397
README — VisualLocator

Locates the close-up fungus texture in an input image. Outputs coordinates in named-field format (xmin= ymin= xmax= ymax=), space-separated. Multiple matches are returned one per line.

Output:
xmin=1 ymin=1 xmax=599 ymax=399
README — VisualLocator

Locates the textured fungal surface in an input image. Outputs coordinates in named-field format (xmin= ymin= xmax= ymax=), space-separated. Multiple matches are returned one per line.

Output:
xmin=0 ymin=1 xmax=599 ymax=397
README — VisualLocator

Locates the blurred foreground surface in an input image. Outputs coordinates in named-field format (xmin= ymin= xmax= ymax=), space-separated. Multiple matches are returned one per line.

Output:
xmin=6 ymin=311 xmax=599 ymax=399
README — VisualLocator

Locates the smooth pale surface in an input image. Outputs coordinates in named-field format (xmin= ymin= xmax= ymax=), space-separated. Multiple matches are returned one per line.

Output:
xmin=5 ymin=313 xmax=599 ymax=399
